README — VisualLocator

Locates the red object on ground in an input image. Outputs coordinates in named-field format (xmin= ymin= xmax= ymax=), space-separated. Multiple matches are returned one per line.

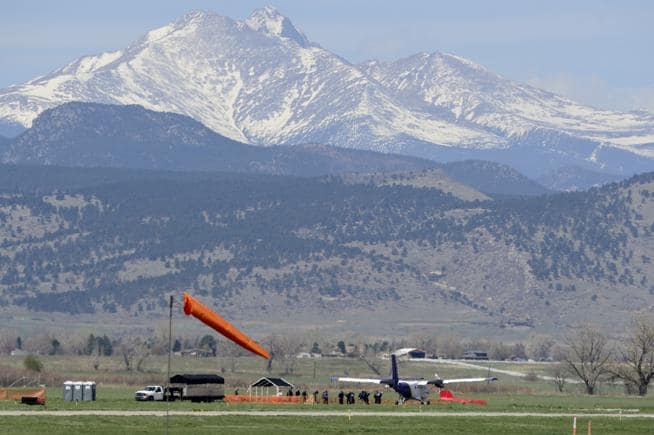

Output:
xmin=439 ymin=389 xmax=487 ymax=405
xmin=183 ymin=292 xmax=270 ymax=359
xmin=0 ymin=388 xmax=46 ymax=405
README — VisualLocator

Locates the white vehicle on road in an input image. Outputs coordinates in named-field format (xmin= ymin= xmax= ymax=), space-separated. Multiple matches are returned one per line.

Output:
xmin=134 ymin=385 xmax=164 ymax=401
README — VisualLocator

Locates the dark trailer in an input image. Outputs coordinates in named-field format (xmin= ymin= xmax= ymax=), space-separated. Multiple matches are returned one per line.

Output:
xmin=168 ymin=374 xmax=225 ymax=402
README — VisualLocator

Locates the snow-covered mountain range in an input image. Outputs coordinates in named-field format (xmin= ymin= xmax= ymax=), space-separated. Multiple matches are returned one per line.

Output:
xmin=1 ymin=7 xmax=654 ymax=177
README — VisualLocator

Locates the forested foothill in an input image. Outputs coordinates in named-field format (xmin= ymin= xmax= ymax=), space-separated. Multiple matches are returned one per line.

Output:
xmin=0 ymin=164 xmax=653 ymax=335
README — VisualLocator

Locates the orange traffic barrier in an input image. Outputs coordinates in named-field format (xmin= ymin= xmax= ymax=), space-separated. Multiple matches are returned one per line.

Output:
xmin=224 ymin=395 xmax=305 ymax=404
xmin=183 ymin=292 xmax=269 ymax=359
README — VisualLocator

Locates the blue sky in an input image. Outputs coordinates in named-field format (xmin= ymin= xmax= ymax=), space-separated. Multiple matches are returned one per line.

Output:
xmin=2 ymin=0 xmax=653 ymax=111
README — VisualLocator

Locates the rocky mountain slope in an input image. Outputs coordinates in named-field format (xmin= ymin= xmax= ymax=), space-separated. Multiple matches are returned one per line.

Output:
xmin=1 ymin=102 xmax=553 ymax=196
xmin=1 ymin=7 xmax=653 ymax=177
xmin=1 ymin=102 xmax=436 ymax=176
xmin=0 ymin=135 xmax=8 ymax=153
xmin=536 ymin=166 xmax=626 ymax=192
xmin=441 ymin=160 xmax=550 ymax=197
xmin=1 ymin=165 xmax=652 ymax=336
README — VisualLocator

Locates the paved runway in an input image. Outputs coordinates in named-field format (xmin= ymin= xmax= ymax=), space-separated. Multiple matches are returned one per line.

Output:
xmin=1 ymin=410 xmax=653 ymax=418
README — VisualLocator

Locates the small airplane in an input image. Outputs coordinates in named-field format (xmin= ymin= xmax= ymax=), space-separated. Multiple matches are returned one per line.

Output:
xmin=337 ymin=354 xmax=497 ymax=405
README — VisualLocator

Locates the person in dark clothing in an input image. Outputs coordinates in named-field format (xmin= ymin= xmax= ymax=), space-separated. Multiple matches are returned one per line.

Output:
xmin=287 ymin=388 xmax=293 ymax=397
xmin=347 ymin=391 xmax=355 ymax=405
xmin=374 ymin=391 xmax=383 ymax=404
xmin=338 ymin=391 xmax=345 ymax=405
xmin=313 ymin=390 xmax=319 ymax=403
xmin=322 ymin=390 xmax=329 ymax=404
xmin=301 ymin=390 xmax=307 ymax=402
xmin=295 ymin=389 xmax=301 ymax=396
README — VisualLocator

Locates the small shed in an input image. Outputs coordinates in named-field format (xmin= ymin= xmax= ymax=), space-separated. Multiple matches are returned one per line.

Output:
xmin=394 ymin=348 xmax=427 ymax=359
xmin=248 ymin=377 xmax=294 ymax=397
xmin=463 ymin=351 xmax=489 ymax=360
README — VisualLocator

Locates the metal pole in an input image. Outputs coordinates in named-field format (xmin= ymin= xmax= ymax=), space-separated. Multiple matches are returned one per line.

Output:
xmin=166 ymin=295 xmax=173 ymax=435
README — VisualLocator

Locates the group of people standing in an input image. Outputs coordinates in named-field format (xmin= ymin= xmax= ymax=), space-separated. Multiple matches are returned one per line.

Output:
xmin=305 ymin=389 xmax=385 ymax=404
xmin=286 ymin=388 xmax=308 ymax=401
xmin=336 ymin=390 xmax=383 ymax=405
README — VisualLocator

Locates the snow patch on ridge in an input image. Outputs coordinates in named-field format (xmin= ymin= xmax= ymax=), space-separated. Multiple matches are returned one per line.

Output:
xmin=0 ymin=7 xmax=653 ymax=172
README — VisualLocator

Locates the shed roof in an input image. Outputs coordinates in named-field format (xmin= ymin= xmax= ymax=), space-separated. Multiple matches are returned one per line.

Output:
xmin=170 ymin=374 xmax=224 ymax=384
xmin=394 ymin=348 xmax=422 ymax=356
xmin=249 ymin=377 xmax=294 ymax=388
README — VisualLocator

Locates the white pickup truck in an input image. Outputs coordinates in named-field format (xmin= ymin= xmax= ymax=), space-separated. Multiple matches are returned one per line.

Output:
xmin=134 ymin=385 xmax=164 ymax=401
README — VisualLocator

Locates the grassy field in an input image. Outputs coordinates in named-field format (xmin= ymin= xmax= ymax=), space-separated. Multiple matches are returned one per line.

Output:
xmin=1 ymin=414 xmax=652 ymax=434
xmin=2 ymin=355 xmax=654 ymax=433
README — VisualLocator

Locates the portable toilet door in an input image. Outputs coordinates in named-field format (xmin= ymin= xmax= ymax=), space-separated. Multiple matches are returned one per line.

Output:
xmin=63 ymin=381 xmax=74 ymax=401
xmin=82 ymin=382 xmax=96 ymax=401
xmin=72 ymin=382 xmax=83 ymax=401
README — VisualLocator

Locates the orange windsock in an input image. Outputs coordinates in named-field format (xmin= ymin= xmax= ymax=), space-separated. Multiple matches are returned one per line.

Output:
xmin=183 ymin=292 xmax=269 ymax=359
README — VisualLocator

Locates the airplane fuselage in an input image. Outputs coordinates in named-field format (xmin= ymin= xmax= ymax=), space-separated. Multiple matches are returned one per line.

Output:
xmin=396 ymin=381 xmax=431 ymax=402
xmin=380 ymin=379 xmax=432 ymax=403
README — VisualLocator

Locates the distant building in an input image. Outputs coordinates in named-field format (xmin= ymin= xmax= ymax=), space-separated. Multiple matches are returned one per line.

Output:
xmin=296 ymin=352 xmax=322 ymax=359
xmin=177 ymin=348 xmax=213 ymax=358
xmin=462 ymin=351 xmax=489 ymax=360
xmin=393 ymin=348 xmax=427 ymax=360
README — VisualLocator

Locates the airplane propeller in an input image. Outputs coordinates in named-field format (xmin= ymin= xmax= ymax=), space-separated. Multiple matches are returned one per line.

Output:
xmin=426 ymin=379 xmax=445 ymax=388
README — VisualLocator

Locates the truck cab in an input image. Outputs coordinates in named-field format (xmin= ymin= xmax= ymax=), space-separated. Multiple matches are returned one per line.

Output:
xmin=134 ymin=385 xmax=164 ymax=401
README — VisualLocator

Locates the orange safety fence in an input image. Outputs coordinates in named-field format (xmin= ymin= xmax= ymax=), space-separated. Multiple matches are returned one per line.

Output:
xmin=0 ymin=388 xmax=46 ymax=405
xmin=224 ymin=394 xmax=309 ymax=404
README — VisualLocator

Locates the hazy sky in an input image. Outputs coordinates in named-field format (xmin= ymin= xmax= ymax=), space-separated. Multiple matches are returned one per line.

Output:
xmin=2 ymin=0 xmax=653 ymax=111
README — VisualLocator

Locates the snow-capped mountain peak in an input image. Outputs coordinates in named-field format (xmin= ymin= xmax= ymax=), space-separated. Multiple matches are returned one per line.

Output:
xmin=0 ymin=8 xmax=653 ymax=177
xmin=245 ymin=6 xmax=310 ymax=47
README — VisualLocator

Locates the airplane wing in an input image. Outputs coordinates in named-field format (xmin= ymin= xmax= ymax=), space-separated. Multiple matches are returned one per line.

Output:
xmin=421 ymin=376 xmax=498 ymax=386
xmin=443 ymin=376 xmax=498 ymax=384
xmin=336 ymin=377 xmax=383 ymax=384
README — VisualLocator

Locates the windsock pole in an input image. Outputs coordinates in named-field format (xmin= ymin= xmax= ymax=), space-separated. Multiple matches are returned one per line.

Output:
xmin=166 ymin=295 xmax=173 ymax=435
xmin=183 ymin=292 xmax=270 ymax=359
